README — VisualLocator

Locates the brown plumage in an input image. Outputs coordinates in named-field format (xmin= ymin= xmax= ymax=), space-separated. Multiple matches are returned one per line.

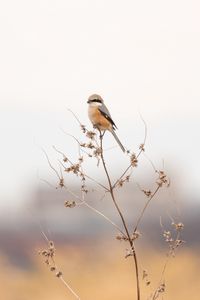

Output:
xmin=87 ymin=94 xmax=125 ymax=152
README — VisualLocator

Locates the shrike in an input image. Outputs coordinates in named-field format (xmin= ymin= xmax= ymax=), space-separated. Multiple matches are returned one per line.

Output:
xmin=87 ymin=94 xmax=125 ymax=152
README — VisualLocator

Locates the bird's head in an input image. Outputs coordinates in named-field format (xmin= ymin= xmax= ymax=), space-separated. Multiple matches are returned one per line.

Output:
xmin=87 ymin=94 xmax=104 ymax=105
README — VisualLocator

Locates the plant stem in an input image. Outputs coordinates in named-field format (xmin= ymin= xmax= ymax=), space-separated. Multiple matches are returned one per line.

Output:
xmin=99 ymin=132 xmax=140 ymax=300
xmin=134 ymin=186 xmax=160 ymax=233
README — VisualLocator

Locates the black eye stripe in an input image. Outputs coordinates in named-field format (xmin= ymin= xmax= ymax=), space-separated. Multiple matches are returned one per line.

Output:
xmin=89 ymin=99 xmax=102 ymax=103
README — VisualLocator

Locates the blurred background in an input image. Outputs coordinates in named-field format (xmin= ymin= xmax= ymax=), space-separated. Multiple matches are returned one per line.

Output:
xmin=0 ymin=0 xmax=200 ymax=299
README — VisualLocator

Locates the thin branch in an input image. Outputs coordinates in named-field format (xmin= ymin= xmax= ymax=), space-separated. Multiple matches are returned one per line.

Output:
xmin=59 ymin=276 xmax=81 ymax=300
xmin=98 ymin=190 xmax=109 ymax=202
xmin=67 ymin=108 xmax=83 ymax=127
xmin=137 ymin=112 xmax=148 ymax=158
xmin=83 ymin=173 xmax=109 ymax=191
xmin=134 ymin=186 xmax=160 ymax=233
xmin=53 ymin=144 xmax=108 ymax=191
xmin=98 ymin=130 xmax=141 ymax=300
xmin=38 ymin=177 xmax=57 ymax=189
xmin=81 ymin=200 xmax=126 ymax=236
xmin=42 ymin=148 xmax=61 ymax=180
xmin=52 ymin=145 xmax=73 ymax=165
xmin=60 ymin=128 xmax=90 ymax=156
xmin=143 ymin=152 xmax=158 ymax=173
xmin=99 ymin=131 xmax=130 ymax=238
xmin=113 ymin=115 xmax=147 ymax=189
xmin=113 ymin=164 xmax=132 ymax=189
xmin=63 ymin=185 xmax=126 ymax=236
xmin=67 ymin=109 xmax=101 ymax=150
xmin=39 ymin=234 xmax=81 ymax=300
xmin=151 ymin=219 xmax=183 ymax=300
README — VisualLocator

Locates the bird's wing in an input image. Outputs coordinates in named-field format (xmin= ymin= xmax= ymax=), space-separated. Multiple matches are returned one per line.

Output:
xmin=98 ymin=103 xmax=117 ymax=129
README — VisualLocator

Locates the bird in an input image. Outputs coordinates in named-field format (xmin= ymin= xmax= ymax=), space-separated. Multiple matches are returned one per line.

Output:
xmin=87 ymin=94 xmax=125 ymax=152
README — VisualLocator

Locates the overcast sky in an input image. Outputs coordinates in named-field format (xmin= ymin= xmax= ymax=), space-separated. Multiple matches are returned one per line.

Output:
xmin=0 ymin=0 xmax=199 ymax=209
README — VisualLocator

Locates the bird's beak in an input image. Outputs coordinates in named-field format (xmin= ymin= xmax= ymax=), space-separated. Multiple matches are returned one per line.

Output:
xmin=87 ymin=100 xmax=90 ymax=103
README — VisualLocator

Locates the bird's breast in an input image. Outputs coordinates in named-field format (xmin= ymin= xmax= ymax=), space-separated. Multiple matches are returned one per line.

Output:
xmin=88 ymin=106 xmax=112 ymax=130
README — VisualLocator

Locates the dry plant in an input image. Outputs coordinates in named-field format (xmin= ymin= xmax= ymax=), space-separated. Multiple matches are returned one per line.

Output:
xmin=39 ymin=111 xmax=184 ymax=300
xmin=39 ymin=232 xmax=80 ymax=300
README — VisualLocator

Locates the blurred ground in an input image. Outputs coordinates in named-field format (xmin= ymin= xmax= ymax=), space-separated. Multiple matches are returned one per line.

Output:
xmin=0 ymin=184 xmax=199 ymax=299
xmin=0 ymin=241 xmax=199 ymax=300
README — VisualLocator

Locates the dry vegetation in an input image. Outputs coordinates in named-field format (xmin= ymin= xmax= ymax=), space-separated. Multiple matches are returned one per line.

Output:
xmin=0 ymin=243 xmax=199 ymax=300
xmin=35 ymin=111 xmax=187 ymax=299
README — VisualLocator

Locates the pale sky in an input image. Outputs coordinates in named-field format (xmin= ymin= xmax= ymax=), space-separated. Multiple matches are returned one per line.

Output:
xmin=0 ymin=0 xmax=200 ymax=209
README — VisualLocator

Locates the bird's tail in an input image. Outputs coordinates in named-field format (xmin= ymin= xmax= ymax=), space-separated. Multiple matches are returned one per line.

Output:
xmin=111 ymin=130 xmax=125 ymax=152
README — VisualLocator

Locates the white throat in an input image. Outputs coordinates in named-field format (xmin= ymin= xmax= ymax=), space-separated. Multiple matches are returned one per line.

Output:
xmin=89 ymin=101 xmax=102 ymax=107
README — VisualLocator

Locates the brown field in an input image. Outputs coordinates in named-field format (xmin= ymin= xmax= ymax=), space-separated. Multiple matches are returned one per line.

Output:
xmin=1 ymin=241 xmax=199 ymax=300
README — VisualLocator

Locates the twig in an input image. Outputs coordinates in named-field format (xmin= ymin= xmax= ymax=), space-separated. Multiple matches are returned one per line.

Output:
xmin=133 ymin=186 xmax=160 ymax=233
xmin=53 ymin=145 xmax=73 ymax=165
xmin=42 ymin=148 xmax=61 ymax=180
xmin=98 ymin=130 xmax=141 ymax=300
xmin=113 ymin=164 xmax=132 ymax=189
xmin=59 ymin=276 xmax=81 ymax=300
xmin=137 ymin=112 xmax=148 ymax=158
xmin=63 ymin=185 xmax=126 ymax=237
xmin=67 ymin=109 xmax=83 ymax=127
xmin=151 ymin=218 xmax=183 ymax=300
xmin=39 ymin=234 xmax=80 ymax=300
xmin=83 ymin=174 xmax=109 ymax=191
xmin=53 ymin=144 xmax=108 ymax=191
xmin=113 ymin=115 xmax=147 ymax=189
xmin=60 ymin=128 xmax=90 ymax=156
